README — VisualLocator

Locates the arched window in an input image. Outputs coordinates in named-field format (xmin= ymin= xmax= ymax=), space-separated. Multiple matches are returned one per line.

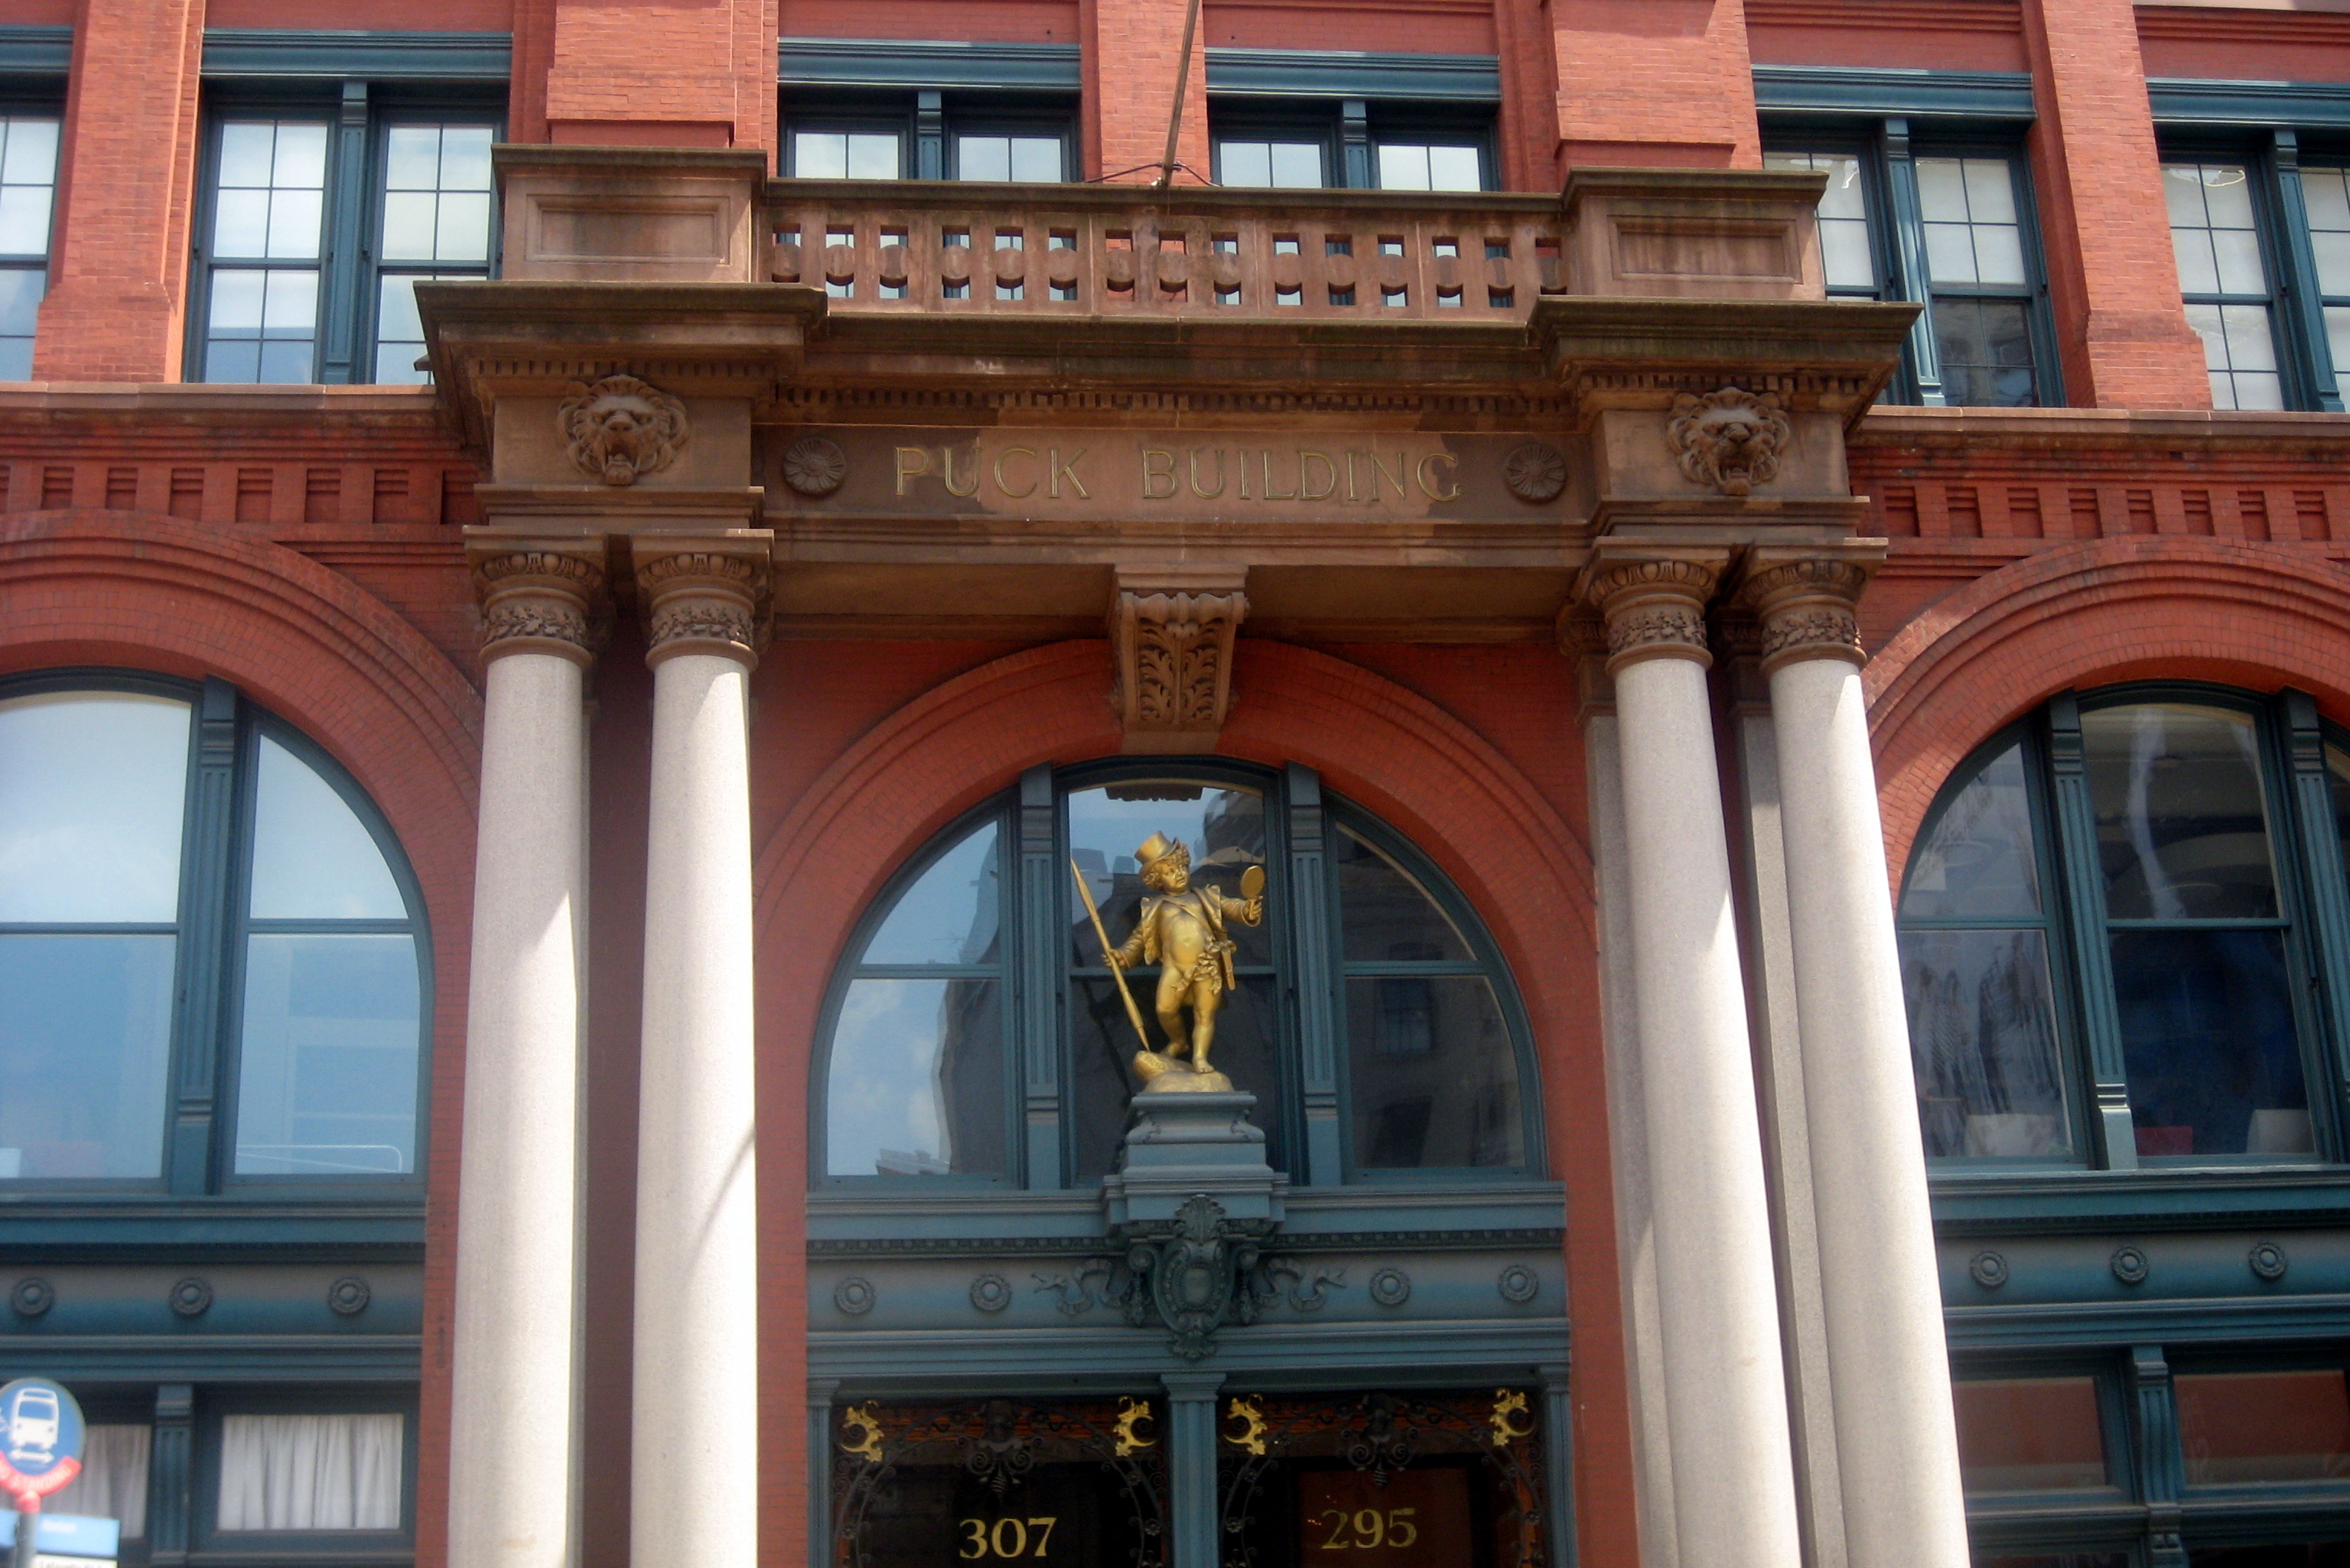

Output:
xmin=0 ymin=672 xmax=429 ymax=1189
xmin=813 ymin=762 xmax=1537 ymax=1186
xmin=1897 ymin=684 xmax=2350 ymax=1166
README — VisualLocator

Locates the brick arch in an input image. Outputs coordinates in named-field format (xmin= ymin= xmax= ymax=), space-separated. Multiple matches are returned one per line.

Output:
xmin=751 ymin=636 xmax=1628 ymax=1568
xmin=0 ymin=509 xmax=483 ymax=1568
xmin=1865 ymin=536 xmax=2350 ymax=884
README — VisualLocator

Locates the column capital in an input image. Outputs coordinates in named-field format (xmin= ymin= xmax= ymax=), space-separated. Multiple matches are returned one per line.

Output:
xmin=1733 ymin=541 xmax=1887 ymax=676
xmin=466 ymin=532 xmax=610 ymax=668
xmin=633 ymin=532 xmax=774 ymax=670
xmin=1574 ymin=543 xmax=1732 ymax=675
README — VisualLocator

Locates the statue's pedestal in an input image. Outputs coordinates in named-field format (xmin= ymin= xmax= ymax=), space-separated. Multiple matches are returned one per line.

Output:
xmin=1101 ymin=1091 xmax=1285 ymax=1230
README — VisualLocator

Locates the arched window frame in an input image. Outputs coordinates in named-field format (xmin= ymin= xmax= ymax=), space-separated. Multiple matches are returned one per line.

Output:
xmin=1898 ymin=680 xmax=2350 ymax=1172
xmin=0 ymin=667 xmax=434 ymax=1200
xmin=809 ymin=759 xmax=1544 ymax=1190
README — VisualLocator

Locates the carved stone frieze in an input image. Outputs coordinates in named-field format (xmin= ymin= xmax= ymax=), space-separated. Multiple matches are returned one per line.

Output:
xmin=1577 ymin=548 xmax=1729 ymax=675
xmin=1733 ymin=544 xmax=1883 ymax=675
xmin=636 ymin=542 xmax=770 ymax=668
xmin=558 ymin=373 xmax=689 ymax=486
xmin=470 ymin=542 xmax=608 ymax=667
xmin=1109 ymin=567 xmax=1248 ymax=752
xmin=1666 ymin=385 xmax=1791 ymax=496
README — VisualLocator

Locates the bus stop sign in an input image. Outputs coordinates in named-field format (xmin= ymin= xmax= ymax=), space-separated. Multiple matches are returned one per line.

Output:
xmin=0 ymin=1380 xmax=84 ymax=1511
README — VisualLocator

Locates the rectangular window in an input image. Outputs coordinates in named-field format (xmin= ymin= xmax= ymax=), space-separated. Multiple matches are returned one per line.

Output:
xmin=2177 ymin=1371 xmax=2350 ymax=1485
xmin=196 ymin=99 xmax=501 ymax=385
xmin=2167 ymin=160 xmax=2285 ymax=410
xmin=955 ymin=132 xmax=1063 ymax=183
xmin=0 ymin=115 xmax=60 ymax=379
xmin=791 ymin=128 xmax=903 ymax=180
xmin=1765 ymin=149 xmax=1880 ymax=295
xmin=1952 ymin=1378 xmax=2111 ymax=1492
xmin=1216 ymin=138 xmax=1326 ymax=189
xmin=217 ymin=1413 xmax=404 ymax=1531
xmin=1375 ymin=141 xmax=1483 ymax=192
xmin=2301 ymin=165 xmax=2350 ymax=385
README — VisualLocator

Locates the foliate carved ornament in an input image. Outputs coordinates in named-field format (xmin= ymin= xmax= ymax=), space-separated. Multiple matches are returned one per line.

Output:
xmin=1502 ymin=441 xmax=1569 ymax=504
xmin=1666 ymin=385 xmax=1791 ymax=497
xmin=1577 ymin=547 xmax=1730 ymax=675
xmin=1110 ymin=567 xmax=1248 ymax=751
xmin=558 ymin=374 xmax=689 ymax=486
xmin=1733 ymin=543 xmax=1884 ymax=675
xmin=470 ymin=542 xmax=608 ymax=668
xmin=635 ymin=539 xmax=770 ymax=669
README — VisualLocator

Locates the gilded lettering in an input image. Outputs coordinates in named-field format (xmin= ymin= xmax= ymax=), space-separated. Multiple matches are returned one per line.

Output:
xmin=1368 ymin=451 xmax=1406 ymax=502
xmin=894 ymin=446 xmax=930 ymax=496
xmin=941 ymin=446 xmax=982 ymax=499
xmin=1188 ymin=447 xmax=1226 ymax=499
xmin=1415 ymin=451 xmax=1460 ymax=502
xmin=1261 ymin=449 xmax=1298 ymax=501
xmin=1141 ymin=448 xmax=1177 ymax=500
xmin=1299 ymin=450 xmax=1336 ymax=501
xmin=1050 ymin=447 xmax=1089 ymax=499
xmin=1345 ymin=451 xmax=1360 ymax=503
xmin=994 ymin=446 xmax=1040 ymax=499
xmin=1238 ymin=449 xmax=1251 ymax=500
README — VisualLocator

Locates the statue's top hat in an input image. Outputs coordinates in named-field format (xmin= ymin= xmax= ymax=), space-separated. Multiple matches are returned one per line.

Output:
xmin=1134 ymin=832 xmax=1188 ymax=873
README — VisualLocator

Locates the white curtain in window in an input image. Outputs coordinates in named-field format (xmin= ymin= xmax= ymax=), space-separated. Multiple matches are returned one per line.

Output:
xmin=217 ymin=1414 xmax=402 ymax=1531
xmin=48 ymin=1425 xmax=150 ymax=1537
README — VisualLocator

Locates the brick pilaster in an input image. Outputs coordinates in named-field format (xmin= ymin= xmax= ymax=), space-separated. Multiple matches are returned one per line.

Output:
xmin=1548 ymin=0 xmax=1761 ymax=176
xmin=1080 ymin=0 xmax=1210 ymax=184
xmin=534 ymin=0 xmax=780 ymax=155
xmin=33 ymin=0 xmax=206 ymax=383
xmin=2019 ymin=0 xmax=2212 ymax=408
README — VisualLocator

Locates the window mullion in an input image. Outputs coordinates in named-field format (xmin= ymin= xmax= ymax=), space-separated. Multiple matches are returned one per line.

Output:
xmin=1017 ymin=766 xmax=1060 ymax=1189
xmin=168 ymin=677 xmax=241 ymax=1196
xmin=1339 ymin=99 xmax=1372 ymax=190
xmin=1285 ymin=762 xmax=1342 ymax=1185
xmin=2045 ymin=692 xmax=2139 ymax=1170
xmin=1879 ymin=116 xmax=1948 ymax=406
xmin=915 ymin=90 xmax=943 ymax=181
xmin=2281 ymin=690 xmax=2350 ymax=1159
xmin=316 ymin=80 xmax=370 ymax=385
xmin=2267 ymin=131 xmax=2345 ymax=413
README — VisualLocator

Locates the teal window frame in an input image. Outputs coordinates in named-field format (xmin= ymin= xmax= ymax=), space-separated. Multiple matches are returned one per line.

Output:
xmin=1899 ymin=682 xmax=2350 ymax=1174
xmin=807 ymin=758 xmax=1542 ymax=1190
xmin=0 ymin=668 xmax=433 ymax=1202
xmin=188 ymin=85 xmax=501 ymax=386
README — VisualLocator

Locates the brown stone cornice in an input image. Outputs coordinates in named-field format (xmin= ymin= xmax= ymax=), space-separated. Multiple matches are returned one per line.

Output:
xmin=1574 ymin=540 xmax=1733 ymax=674
xmin=1733 ymin=540 xmax=1887 ymax=675
xmin=1533 ymin=296 xmax=1919 ymax=428
xmin=632 ymin=531 xmax=774 ymax=669
xmin=466 ymin=532 xmax=610 ymax=668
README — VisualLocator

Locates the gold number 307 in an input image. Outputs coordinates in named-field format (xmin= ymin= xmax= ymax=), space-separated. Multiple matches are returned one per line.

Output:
xmin=957 ymin=1517 xmax=1058 ymax=1558
xmin=1317 ymin=1508 xmax=1418 ymax=1550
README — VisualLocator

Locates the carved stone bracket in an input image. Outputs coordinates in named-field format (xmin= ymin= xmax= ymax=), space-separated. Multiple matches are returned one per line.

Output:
xmin=633 ymin=532 xmax=773 ymax=669
xmin=1574 ymin=544 xmax=1731 ymax=675
xmin=467 ymin=535 xmax=610 ymax=667
xmin=1108 ymin=564 xmax=1248 ymax=753
xmin=1733 ymin=542 xmax=1886 ymax=675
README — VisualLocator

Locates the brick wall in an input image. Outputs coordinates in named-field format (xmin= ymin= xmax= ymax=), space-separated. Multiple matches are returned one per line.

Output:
xmin=1546 ymin=0 xmax=1762 ymax=175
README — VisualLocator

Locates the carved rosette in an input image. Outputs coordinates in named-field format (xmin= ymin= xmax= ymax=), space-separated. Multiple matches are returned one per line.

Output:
xmin=1111 ymin=578 xmax=1249 ymax=750
xmin=1735 ymin=550 xmax=1878 ymax=675
xmin=1580 ymin=552 xmax=1725 ymax=675
xmin=637 ymin=548 xmax=768 ymax=669
xmin=472 ymin=547 xmax=607 ymax=668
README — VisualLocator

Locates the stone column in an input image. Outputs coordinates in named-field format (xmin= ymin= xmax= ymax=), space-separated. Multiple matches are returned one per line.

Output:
xmin=1738 ymin=546 xmax=1969 ymax=1568
xmin=630 ymin=537 xmax=768 ymax=1568
xmin=448 ymin=542 xmax=604 ymax=1568
xmin=1160 ymin=1372 xmax=1226 ymax=1568
xmin=1579 ymin=545 xmax=1803 ymax=1568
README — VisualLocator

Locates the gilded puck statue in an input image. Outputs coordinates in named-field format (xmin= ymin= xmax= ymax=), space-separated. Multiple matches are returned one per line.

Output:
xmin=1071 ymin=833 xmax=1267 ymax=1092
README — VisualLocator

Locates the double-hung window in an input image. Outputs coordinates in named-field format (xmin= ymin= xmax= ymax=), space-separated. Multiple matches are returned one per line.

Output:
xmin=1768 ymin=135 xmax=2056 ymax=405
xmin=2167 ymin=159 xmax=2287 ymax=409
xmin=0 ymin=113 xmax=60 ymax=379
xmin=194 ymin=98 xmax=498 ymax=385
xmin=783 ymin=93 xmax=1075 ymax=183
xmin=1212 ymin=100 xmax=1491 ymax=191
xmin=1898 ymin=685 xmax=2350 ymax=1168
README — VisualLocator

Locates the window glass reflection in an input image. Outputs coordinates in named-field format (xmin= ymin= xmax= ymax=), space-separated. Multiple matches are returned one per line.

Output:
xmin=249 ymin=736 xmax=405 ymax=919
xmin=2084 ymin=703 xmax=2279 ymax=919
xmin=1066 ymin=782 xmax=1269 ymax=970
xmin=1905 ymin=929 xmax=2071 ymax=1157
xmin=1335 ymin=824 xmax=1471 ymax=963
xmin=0 ymin=933 xmax=176 ymax=1179
xmin=0 ymin=691 xmax=190 ymax=922
xmin=1953 ymin=1378 xmax=2108 ymax=1492
xmin=825 ymin=977 xmax=1005 ymax=1177
xmin=2113 ymin=929 xmax=2308 ymax=1157
xmin=2177 ymin=1371 xmax=2350 ymax=1485
xmin=1902 ymin=740 xmax=2042 ymax=919
xmin=861 ymin=820 xmax=1001 ymax=967
xmin=1346 ymin=974 xmax=1521 ymax=1168
xmin=234 ymin=933 xmax=420 ymax=1175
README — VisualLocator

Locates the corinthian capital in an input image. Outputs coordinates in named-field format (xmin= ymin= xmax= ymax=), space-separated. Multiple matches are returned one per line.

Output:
xmin=1733 ymin=542 xmax=1886 ymax=675
xmin=1576 ymin=544 xmax=1732 ymax=675
xmin=633 ymin=534 xmax=773 ymax=669
xmin=467 ymin=535 xmax=609 ymax=668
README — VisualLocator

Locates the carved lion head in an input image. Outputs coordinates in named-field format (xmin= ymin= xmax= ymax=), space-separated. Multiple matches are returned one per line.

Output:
xmin=558 ymin=375 xmax=689 ymax=486
xmin=1666 ymin=386 xmax=1790 ymax=498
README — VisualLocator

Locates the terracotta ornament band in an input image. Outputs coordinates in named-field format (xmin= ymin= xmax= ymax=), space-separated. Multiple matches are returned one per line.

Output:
xmin=474 ymin=548 xmax=607 ymax=667
xmin=1583 ymin=553 xmax=1724 ymax=675
xmin=1736 ymin=551 xmax=1877 ymax=675
xmin=637 ymin=548 xmax=767 ymax=668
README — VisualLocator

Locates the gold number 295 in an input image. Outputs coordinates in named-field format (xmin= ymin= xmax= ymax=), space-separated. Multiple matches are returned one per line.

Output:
xmin=1315 ymin=1508 xmax=1418 ymax=1550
